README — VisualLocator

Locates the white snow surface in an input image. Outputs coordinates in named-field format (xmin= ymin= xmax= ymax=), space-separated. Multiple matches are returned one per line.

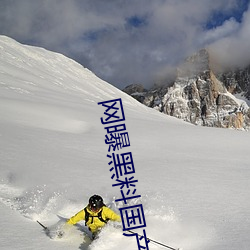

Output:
xmin=0 ymin=35 xmax=250 ymax=250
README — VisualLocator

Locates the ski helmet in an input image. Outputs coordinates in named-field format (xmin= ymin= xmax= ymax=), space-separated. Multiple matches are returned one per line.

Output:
xmin=89 ymin=195 xmax=104 ymax=210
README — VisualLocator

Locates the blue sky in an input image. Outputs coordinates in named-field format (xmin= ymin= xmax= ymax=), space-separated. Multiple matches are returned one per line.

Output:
xmin=206 ymin=0 xmax=249 ymax=28
xmin=0 ymin=0 xmax=249 ymax=89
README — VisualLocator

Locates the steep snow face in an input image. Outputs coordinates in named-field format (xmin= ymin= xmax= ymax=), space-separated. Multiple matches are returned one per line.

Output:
xmin=0 ymin=36 xmax=250 ymax=250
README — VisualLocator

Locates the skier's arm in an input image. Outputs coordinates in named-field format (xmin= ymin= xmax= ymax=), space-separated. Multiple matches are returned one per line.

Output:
xmin=104 ymin=207 xmax=121 ymax=222
xmin=67 ymin=209 xmax=85 ymax=225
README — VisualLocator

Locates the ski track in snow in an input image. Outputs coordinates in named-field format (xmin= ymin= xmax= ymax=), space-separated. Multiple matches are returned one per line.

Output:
xmin=0 ymin=181 xmax=62 ymax=221
xmin=0 ymin=179 xmax=213 ymax=250
xmin=0 ymin=181 xmax=96 ymax=249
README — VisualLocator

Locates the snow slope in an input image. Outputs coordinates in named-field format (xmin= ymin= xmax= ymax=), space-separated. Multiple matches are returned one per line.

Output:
xmin=0 ymin=36 xmax=250 ymax=250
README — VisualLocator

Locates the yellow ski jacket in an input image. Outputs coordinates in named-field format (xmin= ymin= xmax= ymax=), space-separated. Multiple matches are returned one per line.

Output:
xmin=67 ymin=206 xmax=121 ymax=233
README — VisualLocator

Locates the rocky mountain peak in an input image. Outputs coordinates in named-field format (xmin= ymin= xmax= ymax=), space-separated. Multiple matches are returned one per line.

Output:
xmin=177 ymin=49 xmax=210 ymax=78
xmin=123 ymin=49 xmax=250 ymax=130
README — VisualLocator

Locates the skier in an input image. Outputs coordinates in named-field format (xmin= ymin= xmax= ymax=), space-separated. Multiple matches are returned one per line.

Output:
xmin=66 ymin=194 xmax=121 ymax=239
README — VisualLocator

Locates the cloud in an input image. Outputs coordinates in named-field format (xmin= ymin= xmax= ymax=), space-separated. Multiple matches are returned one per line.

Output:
xmin=200 ymin=18 xmax=240 ymax=45
xmin=209 ymin=4 xmax=250 ymax=69
xmin=0 ymin=0 xmax=249 ymax=89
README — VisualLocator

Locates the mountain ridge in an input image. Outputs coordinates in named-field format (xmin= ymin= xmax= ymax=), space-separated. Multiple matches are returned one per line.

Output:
xmin=123 ymin=49 xmax=250 ymax=130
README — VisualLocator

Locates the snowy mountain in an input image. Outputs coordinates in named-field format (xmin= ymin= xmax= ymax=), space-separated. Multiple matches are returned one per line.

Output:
xmin=0 ymin=36 xmax=250 ymax=250
xmin=124 ymin=49 xmax=250 ymax=130
xmin=217 ymin=65 xmax=250 ymax=100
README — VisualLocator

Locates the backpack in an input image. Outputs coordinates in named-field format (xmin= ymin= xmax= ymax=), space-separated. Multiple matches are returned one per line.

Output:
xmin=84 ymin=206 xmax=109 ymax=226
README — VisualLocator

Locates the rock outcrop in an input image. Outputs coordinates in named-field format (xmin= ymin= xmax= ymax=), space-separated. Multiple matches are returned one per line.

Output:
xmin=123 ymin=49 xmax=250 ymax=130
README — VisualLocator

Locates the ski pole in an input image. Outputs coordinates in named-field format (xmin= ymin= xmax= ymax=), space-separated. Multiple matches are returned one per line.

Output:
xmin=127 ymin=230 xmax=181 ymax=250
xmin=37 ymin=220 xmax=48 ymax=230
